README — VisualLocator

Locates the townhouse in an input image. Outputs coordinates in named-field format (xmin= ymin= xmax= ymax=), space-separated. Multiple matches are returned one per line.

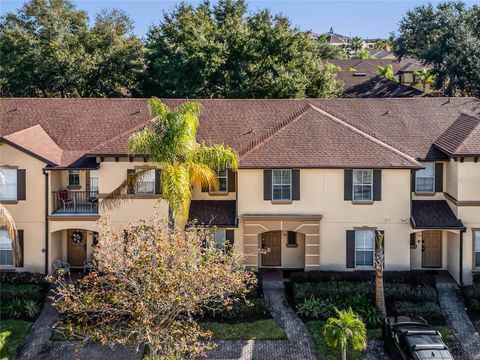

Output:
xmin=1 ymin=97 xmax=479 ymax=285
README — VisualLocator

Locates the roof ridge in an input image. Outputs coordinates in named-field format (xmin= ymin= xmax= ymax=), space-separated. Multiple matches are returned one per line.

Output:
xmin=309 ymin=104 xmax=421 ymax=167
xmin=239 ymin=103 xmax=312 ymax=156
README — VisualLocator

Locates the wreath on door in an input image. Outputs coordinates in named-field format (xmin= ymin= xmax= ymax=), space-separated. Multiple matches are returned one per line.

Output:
xmin=71 ymin=230 xmax=83 ymax=244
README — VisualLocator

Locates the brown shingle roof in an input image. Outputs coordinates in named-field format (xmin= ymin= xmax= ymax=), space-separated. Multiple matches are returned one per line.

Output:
xmin=434 ymin=113 xmax=480 ymax=156
xmin=1 ymin=98 xmax=480 ymax=167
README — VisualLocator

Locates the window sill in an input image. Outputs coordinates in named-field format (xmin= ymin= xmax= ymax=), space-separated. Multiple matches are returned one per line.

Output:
xmin=271 ymin=200 xmax=293 ymax=205
xmin=0 ymin=200 xmax=18 ymax=204
xmin=414 ymin=192 xmax=436 ymax=196
xmin=351 ymin=201 xmax=374 ymax=205
xmin=354 ymin=266 xmax=375 ymax=270
xmin=208 ymin=192 xmax=229 ymax=196
xmin=286 ymin=244 xmax=298 ymax=248
xmin=0 ymin=266 xmax=16 ymax=272
xmin=67 ymin=185 xmax=81 ymax=190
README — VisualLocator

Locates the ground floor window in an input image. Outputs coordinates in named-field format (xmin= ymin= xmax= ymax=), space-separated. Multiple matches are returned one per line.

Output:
xmin=355 ymin=229 xmax=375 ymax=267
xmin=0 ymin=230 xmax=13 ymax=266
xmin=475 ymin=230 xmax=480 ymax=268
xmin=213 ymin=229 xmax=226 ymax=248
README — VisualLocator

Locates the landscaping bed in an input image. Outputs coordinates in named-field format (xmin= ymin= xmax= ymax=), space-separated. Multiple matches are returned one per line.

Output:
xmin=202 ymin=319 xmax=286 ymax=340
xmin=0 ymin=320 xmax=33 ymax=360
xmin=462 ymin=275 xmax=480 ymax=332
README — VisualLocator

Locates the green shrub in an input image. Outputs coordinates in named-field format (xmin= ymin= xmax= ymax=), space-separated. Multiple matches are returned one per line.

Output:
xmin=293 ymin=282 xmax=373 ymax=304
xmin=392 ymin=301 xmax=443 ymax=323
xmin=0 ymin=298 xmax=41 ymax=320
xmin=297 ymin=297 xmax=335 ymax=319
xmin=385 ymin=283 xmax=437 ymax=303
xmin=23 ymin=300 xmax=40 ymax=319
xmin=464 ymin=284 xmax=480 ymax=312
xmin=208 ymin=298 xmax=267 ymax=320
xmin=0 ymin=283 xmax=45 ymax=302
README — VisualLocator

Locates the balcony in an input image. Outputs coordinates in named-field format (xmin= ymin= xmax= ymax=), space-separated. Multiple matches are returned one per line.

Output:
xmin=52 ymin=190 xmax=99 ymax=215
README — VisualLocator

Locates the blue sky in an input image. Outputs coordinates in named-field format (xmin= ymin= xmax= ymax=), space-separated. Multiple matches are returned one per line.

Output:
xmin=1 ymin=0 xmax=478 ymax=39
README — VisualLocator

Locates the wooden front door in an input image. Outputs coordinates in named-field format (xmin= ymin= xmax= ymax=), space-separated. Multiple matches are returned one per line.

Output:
xmin=261 ymin=231 xmax=281 ymax=266
xmin=422 ymin=230 xmax=442 ymax=268
xmin=68 ymin=230 xmax=87 ymax=266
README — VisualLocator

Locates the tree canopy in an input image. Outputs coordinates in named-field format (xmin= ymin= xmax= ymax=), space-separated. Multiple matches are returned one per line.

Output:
xmin=0 ymin=0 xmax=144 ymax=97
xmin=141 ymin=0 xmax=342 ymax=98
xmin=394 ymin=1 xmax=480 ymax=97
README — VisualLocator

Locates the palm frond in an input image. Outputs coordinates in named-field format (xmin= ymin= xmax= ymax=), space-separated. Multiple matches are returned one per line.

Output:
xmin=190 ymin=143 xmax=238 ymax=171
xmin=100 ymin=168 xmax=153 ymax=211
xmin=128 ymin=128 xmax=160 ymax=157
xmin=0 ymin=204 xmax=21 ymax=266
xmin=187 ymin=162 xmax=219 ymax=192
xmin=160 ymin=164 xmax=191 ymax=222
xmin=147 ymin=97 xmax=170 ymax=119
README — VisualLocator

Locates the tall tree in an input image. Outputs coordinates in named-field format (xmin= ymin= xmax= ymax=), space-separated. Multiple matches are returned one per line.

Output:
xmin=102 ymin=98 xmax=238 ymax=222
xmin=141 ymin=0 xmax=342 ymax=98
xmin=350 ymin=36 xmax=364 ymax=52
xmin=315 ymin=33 xmax=347 ymax=59
xmin=0 ymin=0 xmax=144 ymax=97
xmin=375 ymin=231 xmax=387 ymax=319
xmin=376 ymin=64 xmax=397 ymax=82
xmin=394 ymin=2 xmax=480 ymax=97
xmin=323 ymin=308 xmax=367 ymax=360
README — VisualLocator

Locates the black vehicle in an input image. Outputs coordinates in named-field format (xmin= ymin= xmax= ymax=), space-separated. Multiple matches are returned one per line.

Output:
xmin=383 ymin=316 xmax=453 ymax=360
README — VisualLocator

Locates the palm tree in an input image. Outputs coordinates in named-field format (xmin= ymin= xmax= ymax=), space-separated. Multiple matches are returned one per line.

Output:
xmin=102 ymin=97 xmax=238 ymax=222
xmin=375 ymin=231 xmax=387 ymax=319
xmin=350 ymin=36 xmax=364 ymax=52
xmin=413 ymin=68 xmax=436 ymax=92
xmin=376 ymin=64 xmax=397 ymax=82
xmin=323 ymin=308 xmax=367 ymax=360
xmin=0 ymin=173 xmax=20 ymax=265
xmin=353 ymin=49 xmax=371 ymax=60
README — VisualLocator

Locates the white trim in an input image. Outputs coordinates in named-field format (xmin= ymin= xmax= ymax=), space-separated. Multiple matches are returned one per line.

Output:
xmin=306 ymin=254 xmax=320 ymax=257
xmin=353 ymin=169 xmax=373 ymax=202
xmin=244 ymin=224 xmax=270 ymax=231
xmin=244 ymin=244 xmax=259 ymax=247
xmin=306 ymin=244 xmax=319 ymax=247
xmin=244 ymin=234 xmax=260 ymax=237
xmin=272 ymin=169 xmax=292 ymax=202
xmin=294 ymin=224 xmax=320 ymax=232
xmin=306 ymin=234 xmax=320 ymax=237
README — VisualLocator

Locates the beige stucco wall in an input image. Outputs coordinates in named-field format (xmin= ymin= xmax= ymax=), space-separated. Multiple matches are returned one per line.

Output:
xmin=0 ymin=143 xmax=47 ymax=273
xmin=447 ymin=232 xmax=461 ymax=283
xmin=457 ymin=160 xmax=480 ymax=201
xmin=238 ymin=168 xmax=412 ymax=270
xmin=445 ymin=160 xmax=459 ymax=200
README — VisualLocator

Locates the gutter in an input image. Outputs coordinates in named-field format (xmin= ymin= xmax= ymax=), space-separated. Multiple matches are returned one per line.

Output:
xmin=43 ymin=169 xmax=49 ymax=275
xmin=460 ymin=228 xmax=466 ymax=286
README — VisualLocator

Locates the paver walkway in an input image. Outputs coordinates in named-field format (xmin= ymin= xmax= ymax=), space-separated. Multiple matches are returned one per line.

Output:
xmin=15 ymin=288 xmax=142 ymax=360
xmin=206 ymin=280 xmax=317 ymax=360
xmin=436 ymin=276 xmax=480 ymax=360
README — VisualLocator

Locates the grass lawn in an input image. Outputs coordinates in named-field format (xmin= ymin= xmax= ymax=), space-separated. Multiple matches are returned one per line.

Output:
xmin=202 ymin=319 xmax=287 ymax=340
xmin=306 ymin=321 xmax=383 ymax=360
xmin=0 ymin=320 xmax=32 ymax=360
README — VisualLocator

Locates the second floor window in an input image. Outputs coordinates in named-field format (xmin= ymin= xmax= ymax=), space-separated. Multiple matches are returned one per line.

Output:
xmin=216 ymin=169 xmax=228 ymax=193
xmin=415 ymin=162 xmax=435 ymax=193
xmin=355 ymin=229 xmax=375 ymax=267
xmin=0 ymin=230 xmax=13 ymax=266
xmin=272 ymin=169 xmax=291 ymax=201
xmin=0 ymin=168 xmax=17 ymax=201
xmin=136 ymin=169 xmax=155 ymax=194
xmin=353 ymin=169 xmax=373 ymax=201
xmin=89 ymin=170 xmax=99 ymax=192
xmin=68 ymin=170 xmax=80 ymax=187
xmin=475 ymin=231 xmax=480 ymax=268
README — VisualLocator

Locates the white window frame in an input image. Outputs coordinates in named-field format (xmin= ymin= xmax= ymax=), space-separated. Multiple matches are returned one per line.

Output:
xmin=475 ymin=230 xmax=480 ymax=269
xmin=135 ymin=169 xmax=155 ymax=195
xmin=415 ymin=162 xmax=435 ymax=193
xmin=0 ymin=168 xmax=17 ymax=201
xmin=272 ymin=169 xmax=292 ymax=202
xmin=215 ymin=169 xmax=228 ymax=193
xmin=353 ymin=169 xmax=373 ymax=202
xmin=213 ymin=229 xmax=226 ymax=248
xmin=355 ymin=229 xmax=375 ymax=268
xmin=89 ymin=170 xmax=99 ymax=193
xmin=0 ymin=229 xmax=14 ymax=267
xmin=68 ymin=170 xmax=80 ymax=187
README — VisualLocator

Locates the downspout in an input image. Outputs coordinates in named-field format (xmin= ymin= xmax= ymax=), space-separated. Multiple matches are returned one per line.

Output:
xmin=459 ymin=228 xmax=466 ymax=286
xmin=43 ymin=169 xmax=49 ymax=275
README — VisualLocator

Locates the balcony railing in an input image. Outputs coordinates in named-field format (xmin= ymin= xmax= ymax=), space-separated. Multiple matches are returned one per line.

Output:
xmin=52 ymin=190 xmax=99 ymax=214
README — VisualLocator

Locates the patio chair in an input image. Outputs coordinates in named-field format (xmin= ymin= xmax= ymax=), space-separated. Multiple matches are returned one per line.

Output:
xmin=58 ymin=190 xmax=74 ymax=212
xmin=53 ymin=259 xmax=70 ymax=276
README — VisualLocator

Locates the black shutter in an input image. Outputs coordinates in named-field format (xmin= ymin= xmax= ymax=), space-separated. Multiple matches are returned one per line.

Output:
xmin=344 ymin=170 xmax=353 ymax=201
xmin=292 ymin=169 xmax=300 ymax=200
xmin=373 ymin=170 xmax=382 ymax=201
xmin=346 ymin=230 xmax=355 ymax=268
xmin=411 ymin=170 xmax=416 ymax=192
xmin=228 ymin=169 xmax=236 ymax=193
xmin=264 ymin=170 xmax=272 ymax=200
xmin=155 ymin=169 xmax=161 ymax=194
xmin=410 ymin=233 xmax=416 ymax=247
xmin=435 ymin=163 xmax=443 ymax=193
xmin=225 ymin=229 xmax=234 ymax=246
xmin=17 ymin=169 xmax=26 ymax=200
xmin=18 ymin=230 xmax=24 ymax=268
xmin=127 ymin=169 xmax=135 ymax=194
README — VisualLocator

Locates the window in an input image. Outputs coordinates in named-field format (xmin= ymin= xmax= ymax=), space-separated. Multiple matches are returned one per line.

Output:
xmin=475 ymin=231 xmax=480 ymax=268
xmin=213 ymin=229 xmax=226 ymax=248
xmin=353 ymin=169 xmax=373 ymax=201
xmin=89 ymin=170 xmax=99 ymax=192
xmin=415 ymin=162 xmax=435 ymax=193
xmin=272 ymin=169 xmax=291 ymax=201
xmin=287 ymin=231 xmax=297 ymax=246
xmin=136 ymin=169 xmax=155 ymax=194
xmin=0 ymin=168 xmax=17 ymax=201
xmin=68 ymin=170 xmax=80 ymax=187
xmin=0 ymin=230 xmax=13 ymax=266
xmin=355 ymin=230 xmax=375 ymax=267
xmin=216 ymin=169 xmax=228 ymax=193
